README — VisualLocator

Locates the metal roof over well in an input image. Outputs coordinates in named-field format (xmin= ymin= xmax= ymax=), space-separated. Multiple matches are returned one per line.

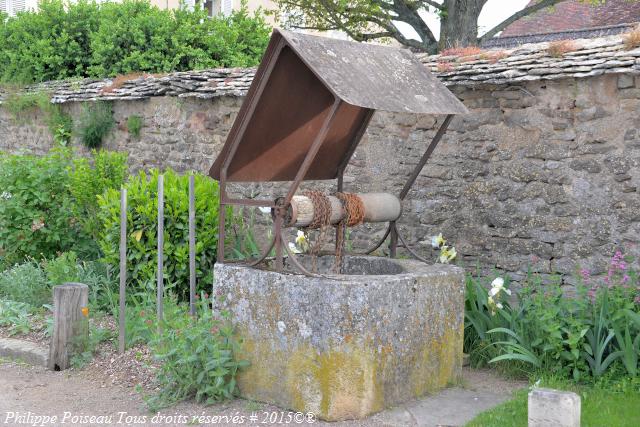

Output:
xmin=209 ymin=29 xmax=466 ymax=183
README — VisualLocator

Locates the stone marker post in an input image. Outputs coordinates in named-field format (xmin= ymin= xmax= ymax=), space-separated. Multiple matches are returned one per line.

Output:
xmin=528 ymin=388 xmax=581 ymax=427
xmin=48 ymin=283 xmax=89 ymax=371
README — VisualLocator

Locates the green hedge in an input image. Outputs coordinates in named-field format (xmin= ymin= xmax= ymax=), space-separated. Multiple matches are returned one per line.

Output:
xmin=0 ymin=149 xmax=128 ymax=267
xmin=97 ymin=169 xmax=238 ymax=300
xmin=0 ymin=0 xmax=271 ymax=83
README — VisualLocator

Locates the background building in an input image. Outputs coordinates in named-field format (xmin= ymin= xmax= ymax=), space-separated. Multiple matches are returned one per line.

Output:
xmin=485 ymin=0 xmax=640 ymax=48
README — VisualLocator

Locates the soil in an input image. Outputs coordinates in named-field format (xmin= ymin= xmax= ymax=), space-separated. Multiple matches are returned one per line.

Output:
xmin=0 ymin=359 xmax=525 ymax=427
xmin=1 ymin=314 xmax=526 ymax=426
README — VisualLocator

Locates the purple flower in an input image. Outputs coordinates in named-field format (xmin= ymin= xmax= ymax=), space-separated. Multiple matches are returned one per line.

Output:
xmin=580 ymin=269 xmax=591 ymax=283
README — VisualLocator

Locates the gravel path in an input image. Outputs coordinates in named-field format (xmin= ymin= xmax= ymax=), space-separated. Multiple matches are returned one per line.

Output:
xmin=0 ymin=360 xmax=525 ymax=427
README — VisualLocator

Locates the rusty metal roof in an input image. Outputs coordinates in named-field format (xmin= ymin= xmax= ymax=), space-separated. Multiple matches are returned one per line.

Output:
xmin=276 ymin=29 xmax=467 ymax=115
xmin=210 ymin=29 xmax=466 ymax=183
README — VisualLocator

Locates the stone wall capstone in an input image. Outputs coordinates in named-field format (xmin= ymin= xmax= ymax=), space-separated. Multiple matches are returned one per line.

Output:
xmin=1 ymin=35 xmax=639 ymax=283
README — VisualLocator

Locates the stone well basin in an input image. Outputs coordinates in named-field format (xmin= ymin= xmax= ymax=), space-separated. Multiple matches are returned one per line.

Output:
xmin=213 ymin=255 xmax=465 ymax=421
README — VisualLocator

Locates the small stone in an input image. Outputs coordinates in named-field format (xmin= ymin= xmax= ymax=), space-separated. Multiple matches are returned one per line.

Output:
xmin=618 ymin=74 xmax=635 ymax=89
xmin=528 ymin=388 xmax=580 ymax=427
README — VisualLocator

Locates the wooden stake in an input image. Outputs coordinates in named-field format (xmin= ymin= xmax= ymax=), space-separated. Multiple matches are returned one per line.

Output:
xmin=118 ymin=188 xmax=127 ymax=354
xmin=189 ymin=174 xmax=196 ymax=317
xmin=157 ymin=174 xmax=164 ymax=333
xmin=48 ymin=283 xmax=89 ymax=371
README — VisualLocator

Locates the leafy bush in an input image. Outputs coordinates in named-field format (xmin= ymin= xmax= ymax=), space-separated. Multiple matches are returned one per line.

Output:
xmin=0 ymin=149 xmax=125 ymax=265
xmin=69 ymin=149 xmax=128 ymax=239
xmin=77 ymin=101 xmax=114 ymax=148
xmin=0 ymin=261 xmax=49 ymax=307
xmin=0 ymin=0 xmax=270 ymax=84
xmin=146 ymin=294 xmax=246 ymax=410
xmin=0 ymin=299 xmax=32 ymax=335
xmin=0 ymin=150 xmax=88 ymax=266
xmin=465 ymin=250 xmax=640 ymax=382
xmin=97 ymin=169 xmax=237 ymax=300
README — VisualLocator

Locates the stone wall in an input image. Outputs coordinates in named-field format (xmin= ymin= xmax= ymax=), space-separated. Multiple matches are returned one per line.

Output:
xmin=1 ymin=74 xmax=639 ymax=283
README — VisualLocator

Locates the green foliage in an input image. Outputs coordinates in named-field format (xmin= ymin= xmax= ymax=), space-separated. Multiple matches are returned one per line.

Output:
xmin=1 ymin=91 xmax=73 ymax=145
xmin=70 ymin=323 xmax=113 ymax=369
xmin=69 ymin=149 xmax=128 ymax=239
xmin=97 ymin=169 xmax=237 ymax=301
xmin=126 ymin=115 xmax=143 ymax=139
xmin=2 ymin=91 xmax=50 ymax=117
xmin=0 ymin=0 xmax=270 ymax=84
xmin=77 ymin=101 xmax=114 ymax=148
xmin=0 ymin=150 xmax=88 ymax=266
xmin=0 ymin=299 xmax=32 ymax=335
xmin=0 ymin=260 xmax=50 ymax=307
xmin=145 ymin=294 xmax=247 ymax=410
xmin=0 ymin=149 xmax=122 ymax=265
xmin=42 ymin=251 xmax=80 ymax=285
xmin=465 ymin=251 xmax=640 ymax=382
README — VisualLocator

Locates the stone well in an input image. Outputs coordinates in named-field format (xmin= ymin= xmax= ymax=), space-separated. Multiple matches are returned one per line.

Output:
xmin=213 ymin=255 xmax=465 ymax=421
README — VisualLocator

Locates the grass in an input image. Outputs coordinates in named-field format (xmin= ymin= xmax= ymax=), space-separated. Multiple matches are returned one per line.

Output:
xmin=623 ymin=26 xmax=640 ymax=50
xmin=546 ymin=40 xmax=578 ymax=57
xmin=466 ymin=376 xmax=640 ymax=427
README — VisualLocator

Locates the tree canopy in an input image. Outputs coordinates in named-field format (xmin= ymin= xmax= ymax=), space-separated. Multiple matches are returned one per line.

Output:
xmin=273 ymin=0 xmax=621 ymax=53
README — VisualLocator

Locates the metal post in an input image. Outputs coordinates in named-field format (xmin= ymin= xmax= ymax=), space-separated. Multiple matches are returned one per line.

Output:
xmin=389 ymin=222 xmax=398 ymax=258
xmin=189 ymin=174 xmax=196 ymax=317
xmin=399 ymin=115 xmax=454 ymax=201
xmin=118 ymin=188 xmax=127 ymax=354
xmin=157 ymin=175 xmax=164 ymax=333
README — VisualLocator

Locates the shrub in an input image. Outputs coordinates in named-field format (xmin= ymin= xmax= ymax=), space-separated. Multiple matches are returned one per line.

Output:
xmin=0 ymin=150 xmax=90 ymax=265
xmin=126 ymin=115 xmax=143 ymax=138
xmin=465 ymin=250 xmax=640 ymax=382
xmin=146 ymin=295 xmax=247 ymax=410
xmin=0 ymin=149 xmax=125 ymax=265
xmin=97 ymin=169 xmax=238 ymax=300
xmin=0 ymin=0 xmax=270 ymax=83
xmin=0 ymin=261 xmax=50 ymax=307
xmin=77 ymin=101 xmax=114 ymax=148
xmin=0 ymin=299 xmax=32 ymax=335
xmin=69 ymin=149 xmax=128 ymax=239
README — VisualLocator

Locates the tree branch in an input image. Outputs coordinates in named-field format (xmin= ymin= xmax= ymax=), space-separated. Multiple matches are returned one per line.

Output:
xmin=418 ymin=0 xmax=444 ymax=10
xmin=479 ymin=0 xmax=566 ymax=43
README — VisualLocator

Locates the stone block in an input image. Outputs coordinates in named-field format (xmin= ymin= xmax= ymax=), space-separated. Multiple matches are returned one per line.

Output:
xmin=213 ymin=256 xmax=465 ymax=421
xmin=0 ymin=338 xmax=49 ymax=366
xmin=618 ymin=74 xmax=635 ymax=89
xmin=528 ymin=388 xmax=580 ymax=427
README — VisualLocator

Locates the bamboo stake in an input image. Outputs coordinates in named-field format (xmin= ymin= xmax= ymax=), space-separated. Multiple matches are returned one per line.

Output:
xmin=189 ymin=174 xmax=196 ymax=317
xmin=118 ymin=188 xmax=127 ymax=354
xmin=157 ymin=175 xmax=164 ymax=333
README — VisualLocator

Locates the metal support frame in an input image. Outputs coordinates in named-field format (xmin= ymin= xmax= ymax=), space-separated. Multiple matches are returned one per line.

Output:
xmin=360 ymin=114 xmax=454 ymax=259
xmin=217 ymin=94 xmax=343 ymax=273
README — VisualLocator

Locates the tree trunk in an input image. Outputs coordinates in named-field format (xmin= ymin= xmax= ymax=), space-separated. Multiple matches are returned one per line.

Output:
xmin=439 ymin=0 xmax=486 ymax=50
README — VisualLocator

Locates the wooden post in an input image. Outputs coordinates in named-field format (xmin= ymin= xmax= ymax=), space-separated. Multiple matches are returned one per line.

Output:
xmin=48 ymin=283 xmax=89 ymax=371
xmin=189 ymin=174 xmax=196 ymax=317
xmin=119 ymin=188 xmax=127 ymax=354
xmin=157 ymin=174 xmax=164 ymax=333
